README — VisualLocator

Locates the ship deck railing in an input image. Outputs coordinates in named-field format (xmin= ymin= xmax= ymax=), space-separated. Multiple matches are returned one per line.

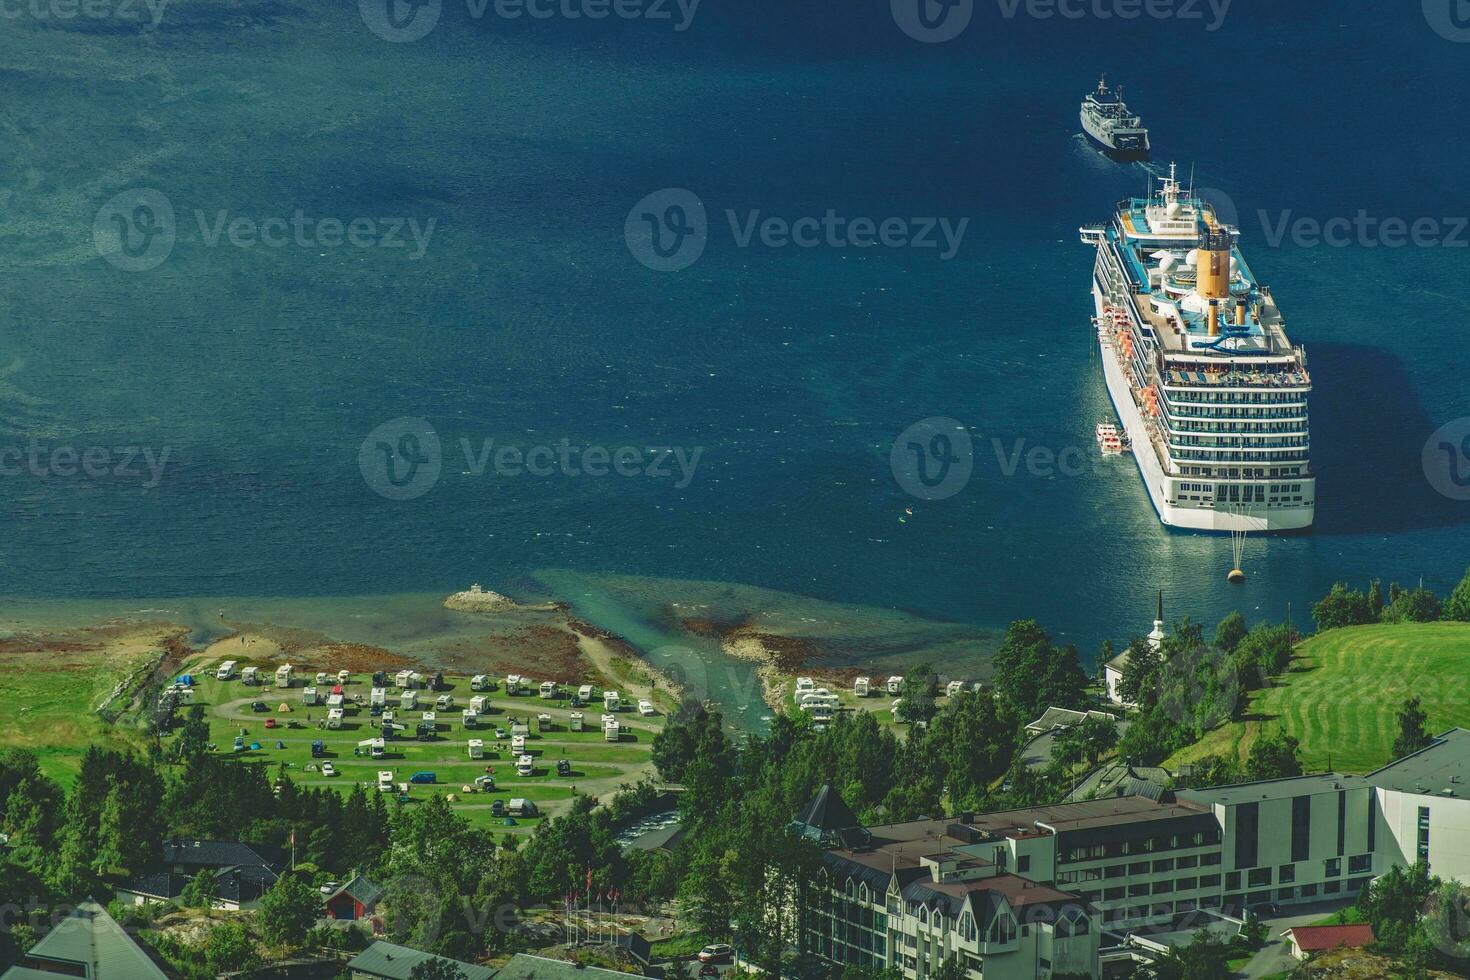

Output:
xmin=1162 ymin=368 xmax=1310 ymax=388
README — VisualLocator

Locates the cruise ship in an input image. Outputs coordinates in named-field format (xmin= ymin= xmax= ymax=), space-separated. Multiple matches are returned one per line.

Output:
xmin=1079 ymin=165 xmax=1315 ymax=533
xmin=1080 ymin=76 xmax=1150 ymax=160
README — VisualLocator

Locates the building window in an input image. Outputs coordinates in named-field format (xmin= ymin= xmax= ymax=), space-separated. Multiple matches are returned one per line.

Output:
xmin=1201 ymin=874 xmax=1221 ymax=888
xmin=1350 ymin=854 xmax=1372 ymax=875
xmin=1152 ymin=859 xmax=1174 ymax=874
xmin=1176 ymin=877 xmax=1198 ymax=891
xmin=1325 ymin=858 xmax=1341 ymax=878
xmin=1417 ymin=807 xmax=1431 ymax=863
xmin=1226 ymin=872 xmax=1241 ymax=891
xmin=1177 ymin=856 xmax=1198 ymax=870
xmin=1279 ymin=864 xmax=1295 ymax=884
xmin=1291 ymin=796 xmax=1311 ymax=863
xmin=1247 ymin=868 xmax=1272 ymax=888
xmin=1302 ymin=883 xmax=1318 ymax=898
xmin=1018 ymin=855 xmax=1031 ymax=874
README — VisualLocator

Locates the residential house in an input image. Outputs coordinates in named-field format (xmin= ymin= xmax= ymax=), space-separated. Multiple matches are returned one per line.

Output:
xmin=0 ymin=900 xmax=168 ymax=980
xmin=325 ymin=875 xmax=384 ymax=921
xmin=346 ymin=941 xmax=493 ymax=980
xmin=1283 ymin=923 xmax=1374 ymax=960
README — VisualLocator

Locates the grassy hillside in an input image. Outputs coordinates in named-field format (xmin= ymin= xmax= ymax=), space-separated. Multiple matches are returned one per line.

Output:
xmin=1167 ymin=622 xmax=1470 ymax=774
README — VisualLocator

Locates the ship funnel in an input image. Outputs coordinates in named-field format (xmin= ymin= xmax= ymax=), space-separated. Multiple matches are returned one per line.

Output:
xmin=1196 ymin=221 xmax=1233 ymax=337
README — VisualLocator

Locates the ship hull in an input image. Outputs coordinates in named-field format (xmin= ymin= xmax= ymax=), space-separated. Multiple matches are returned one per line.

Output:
xmin=1080 ymin=113 xmax=1150 ymax=161
xmin=1092 ymin=287 xmax=1314 ymax=534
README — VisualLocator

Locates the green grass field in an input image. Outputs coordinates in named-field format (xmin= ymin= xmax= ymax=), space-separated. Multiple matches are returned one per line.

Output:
xmin=0 ymin=646 xmax=159 ymax=783
xmin=1167 ymin=622 xmax=1470 ymax=773
xmin=179 ymin=662 xmax=665 ymax=831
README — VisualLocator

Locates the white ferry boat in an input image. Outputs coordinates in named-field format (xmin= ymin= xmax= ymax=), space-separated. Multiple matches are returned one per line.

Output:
xmin=1079 ymin=164 xmax=1315 ymax=533
xmin=1080 ymin=76 xmax=1150 ymax=160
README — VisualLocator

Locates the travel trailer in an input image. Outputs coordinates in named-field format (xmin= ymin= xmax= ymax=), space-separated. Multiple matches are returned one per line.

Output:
xmin=370 ymin=687 xmax=387 ymax=707
xmin=887 ymin=676 xmax=904 ymax=694
xmin=854 ymin=677 xmax=871 ymax=697
xmin=395 ymin=669 xmax=414 ymax=689
xmin=570 ymin=711 xmax=584 ymax=732
xmin=578 ymin=684 xmax=595 ymax=701
xmin=399 ymin=690 xmax=418 ymax=711
xmin=603 ymin=690 xmax=621 ymax=712
xmin=241 ymin=666 xmax=258 ymax=685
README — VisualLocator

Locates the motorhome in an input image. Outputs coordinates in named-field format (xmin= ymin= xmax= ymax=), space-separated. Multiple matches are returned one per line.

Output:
xmin=638 ymin=699 xmax=655 ymax=716
xmin=516 ymin=755 xmax=535 ymax=777
xmin=420 ymin=711 xmax=436 ymax=729
xmin=945 ymin=680 xmax=965 ymax=698
xmin=399 ymin=690 xmax=418 ymax=711
xmin=468 ymin=739 xmax=485 ymax=760
xmin=570 ymin=711 xmax=584 ymax=732
xmin=326 ymin=693 xmax=344 ymax=709
xmin=462 ymin=708 xmax=478 ymax=728
xmin=886 ymin=676 xmax=904 ymax=694
xmin=577 ymin=684 xmax=595 ymax=702
xmin=316 ymin=672 xmax=329 ymax=686
xmin=337 ymin=670 xmax=351 ymax=685
xmin=395 ymin=669 xmax=415 ymax=689
xmin=469 ymin=695 xmax=488 ymax=714
xmin=537 ymin=713 xmax=552 ymax=731
xmin=471 ymin=674 xmax=490 ymax=691
xmin=508 ymin=798 xmax=537 ymax=817
xmin=216 ymin=660 xmax=237 ymax=681
xmin=603 ymin=719 xmax=621 ymax=742
xmin=505 ymin=674 xmax=523 ymax=695
xmin=326 ymin=708 xmax=343 ymax=729
xmin=275 ymin=664 xmax=294 ymax=688
xmin=303 ymin=687 xmax=320 ymax=706
xmin=794 ymin=677 xmax=815 ymax=698
xmin=603 ymin=690 xmax=621 ymax=712
xmin=241 ymin=666 xmax=259 ymax=685
xmin=436 ymin=694 xmax=453 ymax=710
xmin=377 ymin=771 xmax=395 ymax=792
xmin=511 ymin=734 xmax=526 ymax=754
xmin=539 ymin=681 xmax=557 ymax=699
xmin=854 ymin=676 xmax=871 ymax=697
xmin=510 ymin=718 xmax=529 ymax=736
xmin=370 ymin=687 xmax=387 ymax=707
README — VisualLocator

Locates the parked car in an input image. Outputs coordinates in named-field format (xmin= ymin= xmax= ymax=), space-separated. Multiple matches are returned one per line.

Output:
xmin=699 ymin=965 xmax=720 ymax=978
xmin=557 ymin=759 xmax=572 ymax=776
xmin=698 ymin=945 xmax=734 ymax=965
xmin=321 ymin=762 xmax=338 ymax=777
xmin=490 ymin=799 xmax=506 ymax=817
xmin=495 ymin=728 xmax=508 ymax=740
xmin=251 ymin=701 xmax=268 ymax=712
xmin=409 ymin=771 xmax=437 ymax=784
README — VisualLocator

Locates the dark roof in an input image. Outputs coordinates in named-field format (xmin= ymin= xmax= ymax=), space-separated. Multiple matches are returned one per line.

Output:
xmin=346 ymin=941 xmax=493 ymax=980
xmin=163 ymin=838 xmax=281 ymax=871
xmin=327 ymin=874 xmax=384 ymax=909
xmin=795 ymin=783 xmax=860 ymax=833
xmin=118 ymin=871 xmax=187 ymax=901
xmin=492 ymin=953 xmax=643 ymax=980
xmin=1179 ymin=773 xmax=1373 ymax=807
xmin=214 ymin=864 xmax=279 ymax=905
xmin=1367 ymin=728 xmax=1470 ymax=796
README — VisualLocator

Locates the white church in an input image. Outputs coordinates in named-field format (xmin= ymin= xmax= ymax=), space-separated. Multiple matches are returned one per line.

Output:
xmin=1102 ymin=590 xmax=1167 ymax=707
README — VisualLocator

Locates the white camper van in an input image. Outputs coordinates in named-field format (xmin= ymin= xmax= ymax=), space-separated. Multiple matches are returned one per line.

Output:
xmin=603 ymin=690 xmax=621 ymax=712
xmin=854 ymin=677 xmax=871 ymax=697
xmin=468 ymin=739 xmax=485 ymax=760
xmin=216 ymin=660 xmax=237 ymax=681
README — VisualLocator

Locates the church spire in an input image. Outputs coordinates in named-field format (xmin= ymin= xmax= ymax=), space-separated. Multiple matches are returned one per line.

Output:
xmin=1148 ymin=590 xmax=1167 ymax=651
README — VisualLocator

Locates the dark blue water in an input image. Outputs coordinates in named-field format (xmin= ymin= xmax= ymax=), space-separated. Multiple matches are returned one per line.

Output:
xmin=1 ymin=0 xmax=1468 ymax=667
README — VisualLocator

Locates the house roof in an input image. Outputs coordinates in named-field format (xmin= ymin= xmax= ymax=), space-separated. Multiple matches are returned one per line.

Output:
xmin=1025 ymin=706 xmax=1116 ymax=733
xmin=1284 ymin=923 xmax=1374 ymax=951
xmin=6 ymin=900 xmax=167 ymax=980
xmin=1367 ymin=728 xmax=1470 ymax=796
xmin=327 ymin=873 xmax=384 ymax=908
xmin=346 ymin=941 xmax=494 ymax=980
xmin=795 ymin=783 xmax=861 ymax=832
xmin=163 ymin=838 xmax=281 ymax=870
xmin=118 ymin=871 xmax=187 ymax=901
xmin=493 ymin=953 xmax=645 ymax=980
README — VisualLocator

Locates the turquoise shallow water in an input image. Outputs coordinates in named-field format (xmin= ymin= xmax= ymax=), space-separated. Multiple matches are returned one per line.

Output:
xmin=0 ymin=2 xmax=1467 ymax=687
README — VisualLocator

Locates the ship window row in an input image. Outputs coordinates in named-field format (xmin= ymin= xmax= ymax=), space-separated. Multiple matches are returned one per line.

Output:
xmin=1161 ymin=390 xmax=1307 ymax=405
xmin=1178 ymin=466 xmax=1306 ymax=479
xmin=1163 ymin=406 xmax=1308 ymax=421
xmin=1171 ymin=419 xmax=1309 ymax=433
xmin=1169 ymin=435 xmax=1310 ymax=448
